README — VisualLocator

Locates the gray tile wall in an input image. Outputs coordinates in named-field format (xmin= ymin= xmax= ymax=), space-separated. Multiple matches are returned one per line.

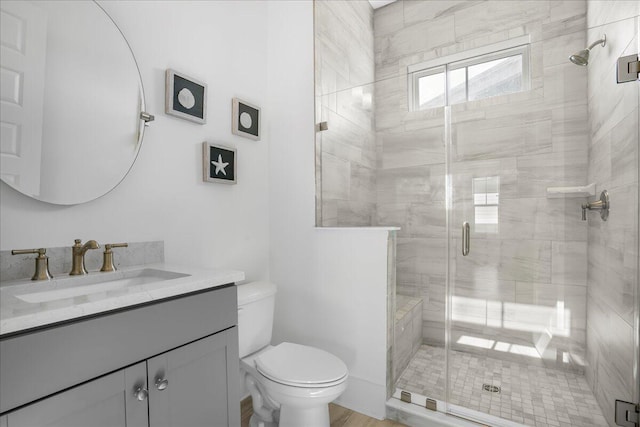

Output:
xmin=0 ymin=241 xmax=164 ymax=283
xmin=315 ymin=0 xmax=377 ymax=226
xmin=584 ymin=2 xmax=639 ymax=425
xmin=374 ymin=0 xmax=591 ymax=372
xmin=393 ymin=295 xmax=423 ymax=383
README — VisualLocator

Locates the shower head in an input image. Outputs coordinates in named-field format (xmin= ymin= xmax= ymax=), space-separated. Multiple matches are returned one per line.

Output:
xmin=569 ymin=34 xmax=606 ymax=66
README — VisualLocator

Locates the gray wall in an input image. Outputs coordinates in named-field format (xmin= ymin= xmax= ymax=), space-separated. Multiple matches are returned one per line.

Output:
xmin=315 ymin=0 xmax=377 ymax=226
xmin=374 ymin=0 xmax=591 ymax=372
xmin=584 ymin=2 xmax=639 ymax=425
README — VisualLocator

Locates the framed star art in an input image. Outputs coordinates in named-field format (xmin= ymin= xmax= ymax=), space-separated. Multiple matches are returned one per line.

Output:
xmin=166 ymin=69 xmax=207 ymax=124
xmin=202 ymin=142 xmax=236 ymax=184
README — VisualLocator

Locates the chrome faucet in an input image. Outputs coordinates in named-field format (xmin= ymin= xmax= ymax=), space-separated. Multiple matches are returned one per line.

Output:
xmin=70 ymin=239 xmax=100 ymax=275
xmin=581 ymin=190 xmax=609 ymax=221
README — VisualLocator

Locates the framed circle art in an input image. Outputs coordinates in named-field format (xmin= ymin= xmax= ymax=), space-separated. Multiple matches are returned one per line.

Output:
xmin=232 ymin=97 xmax=260 ymax=140
xmin=166 ymin=69 xmax=207 ymax=124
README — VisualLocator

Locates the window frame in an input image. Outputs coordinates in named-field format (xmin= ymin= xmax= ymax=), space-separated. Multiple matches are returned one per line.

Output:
xmin=409 ymin=65 xmax=446 ymax=110
xmin=408 ymin=37 xmax=531 ymax=111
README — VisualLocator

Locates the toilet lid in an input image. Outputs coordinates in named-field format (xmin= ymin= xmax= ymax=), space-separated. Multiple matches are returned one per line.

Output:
xmin=255 ymin=342 xmax=348 ymax=387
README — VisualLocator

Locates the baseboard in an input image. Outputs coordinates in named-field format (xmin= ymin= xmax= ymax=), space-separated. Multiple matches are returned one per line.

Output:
xmin=334 ymin=375 xmax=386 ymax=420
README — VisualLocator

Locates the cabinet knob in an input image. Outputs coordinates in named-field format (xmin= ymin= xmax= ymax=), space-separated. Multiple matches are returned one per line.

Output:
xmin=155 ymin=377 xmax=169 ymax=391
xmin=134 ymin=386 xmax=149 ymax=401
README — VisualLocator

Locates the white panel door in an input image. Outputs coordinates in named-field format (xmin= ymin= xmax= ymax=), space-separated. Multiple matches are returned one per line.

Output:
xmin=0 ymin=1 xmax=47 ymax=195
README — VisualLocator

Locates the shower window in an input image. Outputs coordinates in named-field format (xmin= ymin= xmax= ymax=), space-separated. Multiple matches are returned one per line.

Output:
xmin=409 ymin=44 xmax=530 ymax=110
xmin=472 ymin=176 xmax=499 ymax=233
xmin=415 ymin=67 xmax=446 ymax=109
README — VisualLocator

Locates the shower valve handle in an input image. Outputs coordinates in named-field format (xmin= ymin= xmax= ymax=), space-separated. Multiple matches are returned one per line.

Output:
xmin=581 ymin=190 xmax=609 ymax=221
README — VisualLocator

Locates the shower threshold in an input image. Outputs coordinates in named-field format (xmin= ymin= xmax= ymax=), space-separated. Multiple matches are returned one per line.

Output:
xmin=387 ymin=392 xmax=524 ymax=427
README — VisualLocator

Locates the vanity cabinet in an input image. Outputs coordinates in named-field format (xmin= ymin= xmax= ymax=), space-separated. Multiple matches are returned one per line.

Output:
xmin=0 ymin=284 xmax=240 ymax=427
xmin=148 ymin=329 xmax=238 ymax=427
xmin=5 ymin=362 xmax=148 ymax=427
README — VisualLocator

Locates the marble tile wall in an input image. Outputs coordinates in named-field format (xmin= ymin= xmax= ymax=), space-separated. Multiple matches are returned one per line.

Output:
xmin=315 ymin=0 xmax=377 ymax=226
xmin=584 ymin=2 xmax=639 ymax=425
xmin=393 ymin=295 xmax=423 ymax=383
xmin=0 ymin=241 xmax=164 ymax=283
xmin=374 ymin=0 xmax=592 ymax=372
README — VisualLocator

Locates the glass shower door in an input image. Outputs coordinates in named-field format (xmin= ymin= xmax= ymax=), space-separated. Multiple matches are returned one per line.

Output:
xmin=445 ymin=22 xmax=639 ymax=427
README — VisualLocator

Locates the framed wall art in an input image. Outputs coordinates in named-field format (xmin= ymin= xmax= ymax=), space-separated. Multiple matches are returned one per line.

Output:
xmin=166 ymin=69 xmax=207 ymax=124
xmin=232 ymin=98 xmax=260 ymax=140
xmin=202 ymin=142 xmax=236 ymax=184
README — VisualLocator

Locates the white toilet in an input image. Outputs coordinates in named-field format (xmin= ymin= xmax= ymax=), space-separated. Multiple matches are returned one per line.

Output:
xmin=237 ymin=281 xmax=348 ymax=427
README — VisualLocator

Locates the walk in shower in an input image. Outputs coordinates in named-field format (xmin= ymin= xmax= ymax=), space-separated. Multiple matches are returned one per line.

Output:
xmin=315 ymin=1 xmax=639 ymax=426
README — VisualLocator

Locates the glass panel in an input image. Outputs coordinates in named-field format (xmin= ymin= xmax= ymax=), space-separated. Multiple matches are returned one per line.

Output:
xmin=418 ymin=72 xmax=445 ymax=109
xmin=467 ymin=55 xmax=522 ymax=101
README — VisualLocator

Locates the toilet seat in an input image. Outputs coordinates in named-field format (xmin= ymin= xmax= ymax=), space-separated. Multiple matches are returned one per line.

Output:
xmin=255 ymin=342 xmax=348 ymax=388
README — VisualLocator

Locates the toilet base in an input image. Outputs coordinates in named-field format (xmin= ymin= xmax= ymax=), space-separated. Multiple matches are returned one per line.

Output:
xmin=279 ymin=404 xmax=330 ymax=427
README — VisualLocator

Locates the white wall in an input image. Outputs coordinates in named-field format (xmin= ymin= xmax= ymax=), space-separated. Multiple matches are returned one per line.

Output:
xmin=0 ymin=1 xmax=270 ymax=280
xmin=267 ymin=1 xmax=390 ymax=419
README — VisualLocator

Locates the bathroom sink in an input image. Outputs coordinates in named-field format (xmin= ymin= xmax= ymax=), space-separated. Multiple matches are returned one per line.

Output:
xmin=14 ymin=268 xmax=190 ymax=303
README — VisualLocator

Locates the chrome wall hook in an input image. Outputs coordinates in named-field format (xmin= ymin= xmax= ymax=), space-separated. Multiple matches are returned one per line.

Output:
xmin=582 ymin=190 xmax=609 ymax=221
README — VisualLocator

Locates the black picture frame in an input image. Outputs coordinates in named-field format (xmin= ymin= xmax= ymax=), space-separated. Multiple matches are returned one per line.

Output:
xmin=166 ymin=69 xmax=207 ymax=124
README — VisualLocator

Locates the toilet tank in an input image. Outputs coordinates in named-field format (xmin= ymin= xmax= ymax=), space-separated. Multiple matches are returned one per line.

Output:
xmin=237 ymin=281 xmax=277 ymax=358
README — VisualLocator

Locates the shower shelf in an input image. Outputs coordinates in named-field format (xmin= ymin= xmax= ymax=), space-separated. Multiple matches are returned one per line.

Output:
xmin=546 ymin=183 xmax=596 ymax=198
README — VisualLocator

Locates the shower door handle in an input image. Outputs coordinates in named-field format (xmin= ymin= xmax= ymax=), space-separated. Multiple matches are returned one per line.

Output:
xmin=462 ymin=222 xmax=470 ymax=256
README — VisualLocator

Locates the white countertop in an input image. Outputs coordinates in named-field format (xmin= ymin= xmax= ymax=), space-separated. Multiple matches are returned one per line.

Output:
xmin=0 ymin=264 xmax=245 ymax=336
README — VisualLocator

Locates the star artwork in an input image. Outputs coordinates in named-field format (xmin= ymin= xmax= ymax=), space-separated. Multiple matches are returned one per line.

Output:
xmin=203 ymin=142 xmax=236 ymax=184
xmin=211 ymin=154 xmax=229 ymax=176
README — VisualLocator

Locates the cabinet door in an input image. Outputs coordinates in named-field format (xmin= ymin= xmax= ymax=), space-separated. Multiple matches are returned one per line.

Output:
xmin=6 ymin=362 xmax=148 ymax=427
xmin=148 ymin=327 xmax=240 ymax=427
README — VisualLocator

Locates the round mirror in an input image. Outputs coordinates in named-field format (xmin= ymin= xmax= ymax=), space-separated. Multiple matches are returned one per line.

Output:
xmin=0 ymin=0 xmax=149 ymax=205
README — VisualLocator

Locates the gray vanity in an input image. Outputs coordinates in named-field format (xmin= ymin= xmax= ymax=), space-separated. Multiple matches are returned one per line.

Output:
xmin=0 ymin=265 xmax=244 ymax=427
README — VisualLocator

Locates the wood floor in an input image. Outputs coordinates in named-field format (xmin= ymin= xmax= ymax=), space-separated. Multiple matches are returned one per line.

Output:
xmin=328 ymin=403 xmax=408 ymax=427
xmin=241 ymin=397 xmax=407 ymax=427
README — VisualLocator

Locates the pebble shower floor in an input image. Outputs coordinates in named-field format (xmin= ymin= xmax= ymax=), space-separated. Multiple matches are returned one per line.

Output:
xmin=396 ymin=345 xmax=607 ymax=427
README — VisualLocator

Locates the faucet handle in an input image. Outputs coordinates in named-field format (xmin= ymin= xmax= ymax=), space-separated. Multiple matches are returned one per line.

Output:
xmin=100 ymin=243 xmax=129 ymax=272
xmin=11 ymin=248 xmax=53 ymax=281
xmin=105 ymin=243 xmax=128 ymax=250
